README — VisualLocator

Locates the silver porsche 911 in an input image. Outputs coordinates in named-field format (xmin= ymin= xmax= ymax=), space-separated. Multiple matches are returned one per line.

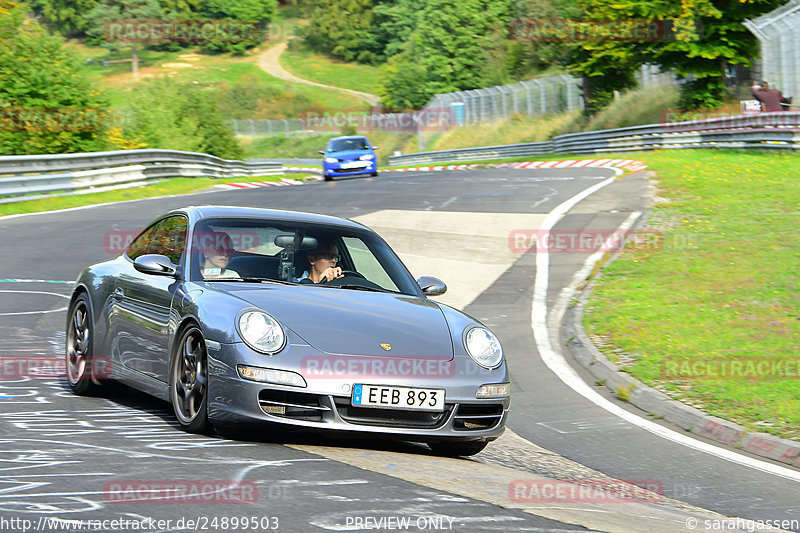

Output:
xmin=66 ymin=206 xmax=509 ymax=456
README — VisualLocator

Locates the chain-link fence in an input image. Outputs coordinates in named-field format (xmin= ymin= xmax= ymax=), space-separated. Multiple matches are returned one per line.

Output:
xmin=421 ymin=74 xmax=583 ymax=125
xmin=229 ymin=67 xmax=675 ymax=137
xmin=745 ymin=0 xmax=800 ymax=102
xmin=228 ymin=118 xmax=309 ymax=136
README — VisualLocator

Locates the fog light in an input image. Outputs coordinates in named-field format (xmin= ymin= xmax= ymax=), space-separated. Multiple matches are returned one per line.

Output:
xmin=238 ymin=365 xmax=307 ymax=387
xmin=261 ymin=404 xmax=286 ymax=415
xmin=476 ymin=383 xmax=510 ymax=398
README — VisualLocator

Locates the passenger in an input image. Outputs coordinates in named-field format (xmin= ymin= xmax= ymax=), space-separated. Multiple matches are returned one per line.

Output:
xmin=298 ymin=240 xmax=343 ymax=283
xmin=200 ymin=232 xmax=240 ymax=279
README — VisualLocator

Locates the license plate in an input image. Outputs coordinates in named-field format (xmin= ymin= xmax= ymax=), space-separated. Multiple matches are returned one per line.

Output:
xmin=352 ymin=384 xmax=445 ymax=412
xmin=340 ymin=161 xmax=365 ymax=169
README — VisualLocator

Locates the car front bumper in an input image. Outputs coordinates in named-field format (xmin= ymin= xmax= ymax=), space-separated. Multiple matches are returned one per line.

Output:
xmin=323 ymin=160 xmax=377 ymax=176
xmin=206 ymin=343 xmax=509 ymax=442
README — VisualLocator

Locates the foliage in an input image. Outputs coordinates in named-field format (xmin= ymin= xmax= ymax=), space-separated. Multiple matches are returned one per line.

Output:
xmin=114 ymin=77 xmax=243 ymax=158
xmin=572 ymin=0 xmax=784 ymax=110
xmin=0 ymin=0 xmax=110 ymax=155
xmin=302 ymin=0 xmax=378 ymax=63
xmin=31 ymin=0 xmax=100 ymax=36
xmin=201 ymin=0 xmax=276 ymax=54
xmin=378 ymin=0 xmax=513 ymax=110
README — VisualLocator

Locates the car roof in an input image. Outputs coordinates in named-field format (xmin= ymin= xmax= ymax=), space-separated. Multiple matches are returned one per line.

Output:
xmin=168 ymin=206 xmax=370 ymax=231
xmin=328 ymin=135 xmax=370 ymax=142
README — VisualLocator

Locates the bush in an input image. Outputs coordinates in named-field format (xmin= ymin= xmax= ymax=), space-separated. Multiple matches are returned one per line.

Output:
xmin=0 ymin=0 xmax=110 ymax=155
xmin=115 ymin=78 xmax=243 ymax=159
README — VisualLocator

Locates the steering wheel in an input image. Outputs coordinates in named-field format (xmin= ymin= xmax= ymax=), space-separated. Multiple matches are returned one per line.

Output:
xmin=319 ymin=270 xmax=365 ymax=283
xmin=339 ymin=270 xmax=365 ymax=279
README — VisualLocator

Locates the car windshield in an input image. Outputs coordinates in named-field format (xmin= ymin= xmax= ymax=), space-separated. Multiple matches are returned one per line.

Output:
xmin=189 ymin=217 xmax=420 ymax=295
xmin=328 ymin=138 xmax=369 ymax=152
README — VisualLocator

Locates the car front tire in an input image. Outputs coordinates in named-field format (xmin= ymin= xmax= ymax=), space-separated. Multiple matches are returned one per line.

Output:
xmin=428 ymin=439 xmax=489 ymax=457
xmin=171 ymin=324 xmax=210 ymax=433
xmin=66 ymin=293 xmax=104 ymax=395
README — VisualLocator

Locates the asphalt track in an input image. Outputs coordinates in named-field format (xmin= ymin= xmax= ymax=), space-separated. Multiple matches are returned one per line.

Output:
xmin=0 ymin=168 xmax=797 ymax=532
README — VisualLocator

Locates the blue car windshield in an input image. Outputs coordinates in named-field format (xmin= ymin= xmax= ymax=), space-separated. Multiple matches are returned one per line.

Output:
xmin=328 ymin=138 xmax=369 ymax=152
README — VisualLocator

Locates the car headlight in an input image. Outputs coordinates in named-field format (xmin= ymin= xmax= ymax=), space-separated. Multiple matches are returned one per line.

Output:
xmin=324 ymin=157 xmax=338 ymax=163
xmin=358 ymin=154 xmax=374 ymax=160
xmin=464 ymin=327 xmax=503 ymax=369
xmin=238 ymin=311 xmax=286 ymax=354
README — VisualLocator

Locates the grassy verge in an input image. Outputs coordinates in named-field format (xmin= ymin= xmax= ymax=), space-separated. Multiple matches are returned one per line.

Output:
xmin=67 ymin=42 xmax=366 ymax=115
xmin=0 ymin=174 xmax=286 ymax=218
xmin=242 ymin=132 xmax=416 ymax=165
xmin=281 ymin=40 xmax=382 ymax=96
xmin=584 ymin=150 xmax=800 ymax=441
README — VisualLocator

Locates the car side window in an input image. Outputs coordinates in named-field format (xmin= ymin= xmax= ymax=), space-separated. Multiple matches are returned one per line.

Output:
xmin=126 ymin=222 xmax=160 ymax=261
xmin=149 ymin=216 xmax=188 ymax=265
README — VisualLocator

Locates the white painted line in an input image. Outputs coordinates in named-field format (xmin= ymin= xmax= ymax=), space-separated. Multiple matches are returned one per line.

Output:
xmin=0 ymin=290 xmax=69 ymax=316
xmin=530 ymin=174 xmax=800 ymax=483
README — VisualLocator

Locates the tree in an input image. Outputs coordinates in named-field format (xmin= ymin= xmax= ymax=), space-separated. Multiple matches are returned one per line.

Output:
xmin=575 ymin=0 xmax=784 ymax=109
xmin=378 ymin=0 xmax=512 ymax=110
xmin=0 ymin=0 xmax=110 ymax=155
xmin=201 ymin=0 xmax=276 ymax=54
xmin=31 ymin=0 xmax=100 ymax=36
xmin=303 ymin=0 xmax=378 ymax=63
xmin=116 ymin=78 xmax=243 ymax=159
xmin=85 ymin=0 xmax=163 ymax=77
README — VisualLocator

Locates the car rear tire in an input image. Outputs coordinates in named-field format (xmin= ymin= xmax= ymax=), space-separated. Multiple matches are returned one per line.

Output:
xmin=171 ymin=325 xmax=210 ymax=434
xmin=427 ymin=439 xmax=488 ymax=457
xmin=65 ymin=293 xmax=104 ymax=395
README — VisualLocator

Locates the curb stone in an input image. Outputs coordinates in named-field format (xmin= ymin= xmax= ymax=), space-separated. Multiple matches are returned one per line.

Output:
xmin=562 ymin=256 xmax=800 ymax=469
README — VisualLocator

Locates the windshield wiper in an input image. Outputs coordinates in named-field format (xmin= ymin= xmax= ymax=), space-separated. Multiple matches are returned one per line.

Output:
xmin=208 ymin=277 xmax=293 ymax=285
xmin=334 ymin=284 xmax=395 ymax=293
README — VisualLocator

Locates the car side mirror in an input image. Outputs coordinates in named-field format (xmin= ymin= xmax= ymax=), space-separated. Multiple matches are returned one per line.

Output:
xmin=417 ymin=276 xmax=446 ymax=296
xmin=134 ymin=254 xmax=177 ymax=277
xmin=318 ymin=150 xmax=325 ymax=155
xmin=372 ymin=145 xmax=379 ymax=150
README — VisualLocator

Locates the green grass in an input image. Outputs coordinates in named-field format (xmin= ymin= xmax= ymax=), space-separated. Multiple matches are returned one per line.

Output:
xmin=241 ymin=131 xmax=416 ymax=166
xmin=67 ymin=42 xmax=367 ymax=115
xmin=0 ymin=175 xmax=282 ymax=218
xmin=281 ymin=40 xmax=382 ymax=96
xmin=584 ymin=150 xmax=800 ymax=441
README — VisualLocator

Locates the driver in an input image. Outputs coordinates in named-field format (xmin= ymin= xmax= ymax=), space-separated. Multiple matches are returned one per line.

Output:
xmin=298 ymin=240 xmax=344 ymax=283
xmin=200 ymin=231 xmax=240 ymax=279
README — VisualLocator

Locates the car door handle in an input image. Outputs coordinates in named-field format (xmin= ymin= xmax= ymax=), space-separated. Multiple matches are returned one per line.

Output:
xmin=112 ymin=288 xmax=124 ymax=301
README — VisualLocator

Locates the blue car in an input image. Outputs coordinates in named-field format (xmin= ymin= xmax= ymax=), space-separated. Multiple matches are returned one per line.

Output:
xmin=319 ymin=135 xmax=378 ymax=181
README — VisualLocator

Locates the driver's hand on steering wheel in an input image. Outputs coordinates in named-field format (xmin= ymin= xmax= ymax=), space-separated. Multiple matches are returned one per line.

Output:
xmin=322 ymin=266 xmax=343 ymax=282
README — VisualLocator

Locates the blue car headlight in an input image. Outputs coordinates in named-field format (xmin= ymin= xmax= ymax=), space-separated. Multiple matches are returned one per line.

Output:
xmin=237 ymin=311 xmax=286 ymax=355
xmin=324 ymin=157 xmax=338 ymax=163
xmin=358 ymin=154 xmax=374 ymax=160
xmin=464 ymin=327 xmax=503 ymax=369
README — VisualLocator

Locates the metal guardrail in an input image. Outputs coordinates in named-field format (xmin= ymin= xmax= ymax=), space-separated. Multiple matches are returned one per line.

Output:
xmin=388 ymin=112 xmax=800 ymax=165
xmin=0 ymin=149 xmax=284 ymax=204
